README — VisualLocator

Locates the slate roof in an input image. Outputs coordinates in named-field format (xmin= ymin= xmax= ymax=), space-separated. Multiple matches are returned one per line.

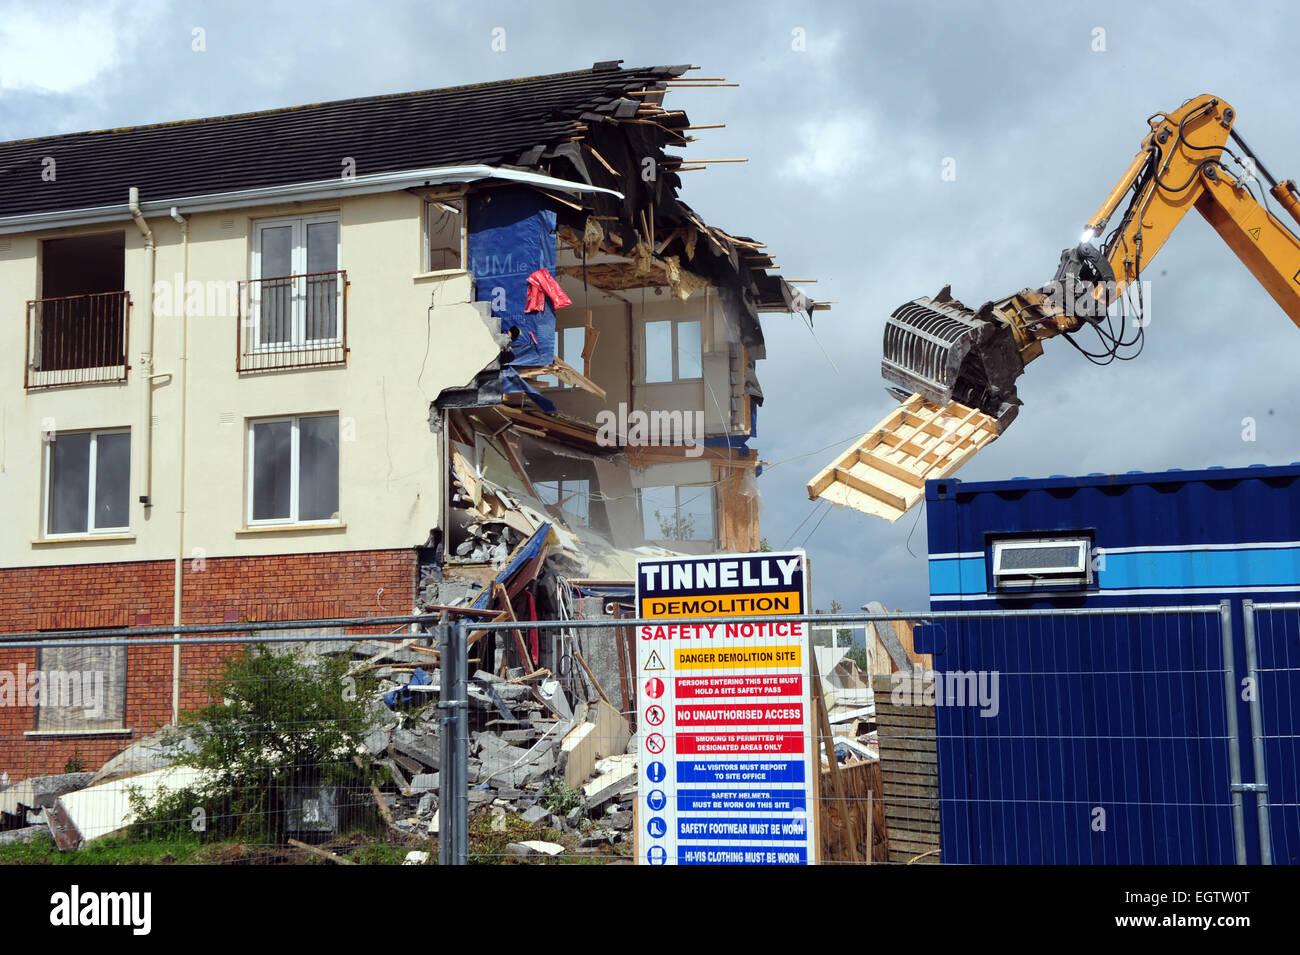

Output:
xmin=0 ymin=63 xmax=688 ymax=217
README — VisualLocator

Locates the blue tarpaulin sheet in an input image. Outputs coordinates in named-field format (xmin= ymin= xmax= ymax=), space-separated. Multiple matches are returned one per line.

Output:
xmin=471 ymin=522 xmax=552 ymax=610
xmin=383 ymin=666 xmax=434 ymax=710
xmin=467 ymin=186 xmax=558 ymax=373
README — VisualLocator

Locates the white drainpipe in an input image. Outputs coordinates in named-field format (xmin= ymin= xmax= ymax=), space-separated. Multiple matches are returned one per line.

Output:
xmin=169 ymin=206 xmax=189 ymax=725
xmin=128 ymin=187 xmax=155 ymax=510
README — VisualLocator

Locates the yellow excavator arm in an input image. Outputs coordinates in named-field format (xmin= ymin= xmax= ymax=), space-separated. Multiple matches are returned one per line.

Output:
xmin=810 ymin=94 xmax=1300 ymax=521
xmin=1084 ymin=95 xmax=1300 ymax=324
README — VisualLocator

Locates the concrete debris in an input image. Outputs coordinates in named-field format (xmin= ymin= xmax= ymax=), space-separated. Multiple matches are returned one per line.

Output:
xmin=506 ymin=840 xmax=565 ymax=858
xmin=579 ymin=829 xmax=617 ymax=848
xmin=403 ymin=850 xmax=430 ymax=865
xmin=391 ymin=727 xmax=441 ymax=771
xmin=519 ymin=804 xmax=549 ymax=826
xmin=349 ymin=636 xmax=635 ymax=852
xmin=0 ymin=771 xmax=95 ymax=830
xmin=409 ymin=773 xmax=439 ymax=794
xmin=0 ymin=825 xmax=48 ymax=845
xmin=593 ymin=753 xmax=637 ymax=777
xmin=1 ymin=628 xmax=637 ymax=856
xmin=363 ymin=727 xmax=392 ymax=756
xmin=582 ymin=760 xmax=637 ymax=813
xmin=91 ymin=728 xmax=196 ymax=785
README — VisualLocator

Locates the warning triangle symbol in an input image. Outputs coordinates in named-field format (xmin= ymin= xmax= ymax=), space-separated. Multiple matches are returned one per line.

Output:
xmin=1248 ymin=227 xmax=1261 ymax=241
xmin=644 ymin=650 xmax=665 ymax=671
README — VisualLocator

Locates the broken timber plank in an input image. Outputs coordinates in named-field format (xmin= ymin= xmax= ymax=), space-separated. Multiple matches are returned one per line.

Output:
xmin=871 ymin=672 xmax=940 ymax=863
xmin=517 ymin=356 xmax=606 ymax=399
xmin=353 ymin=754 xmax=397 ymax=830
xmin=289 ymin=838 xmax=358 ymax=865
xmin=811 ymin=647 xmax=859 ymax=863
xmin=572 ymin=648 xmax=613 ymax=706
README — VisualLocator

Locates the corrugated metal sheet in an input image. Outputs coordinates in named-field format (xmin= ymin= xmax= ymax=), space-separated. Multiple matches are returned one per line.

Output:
xmin=923 ymin=463 xmax=1300 ymax=864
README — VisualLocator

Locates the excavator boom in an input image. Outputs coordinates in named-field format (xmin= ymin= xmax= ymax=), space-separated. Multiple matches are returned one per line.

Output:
xmin=812 ymin=94 xmax=1300 ymax=520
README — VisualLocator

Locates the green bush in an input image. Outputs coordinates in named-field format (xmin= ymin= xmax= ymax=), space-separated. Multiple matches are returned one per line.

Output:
xmin=131 ymin=644 xmax=384 ymax=843
xmin=539 ymin=780 xmax=584 ymax=816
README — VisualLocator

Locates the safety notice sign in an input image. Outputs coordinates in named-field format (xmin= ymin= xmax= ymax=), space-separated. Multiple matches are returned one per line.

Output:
xmin=635 ymin=550 xmax=816 ymax=865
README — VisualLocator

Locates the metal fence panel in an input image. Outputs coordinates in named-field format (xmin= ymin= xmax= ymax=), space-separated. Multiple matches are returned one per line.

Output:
xmin=922 ymin=607 xmax=1235 ymax=864
xmin=1246 ymin=602 xmax=1300 ymax=865
xmin=0 ymin=605 xmax=1267 ymax=865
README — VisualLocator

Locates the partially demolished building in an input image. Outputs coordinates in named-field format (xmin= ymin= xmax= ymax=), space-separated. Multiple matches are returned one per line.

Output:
xmin=0 ymin=62 xmax=820 ymax=776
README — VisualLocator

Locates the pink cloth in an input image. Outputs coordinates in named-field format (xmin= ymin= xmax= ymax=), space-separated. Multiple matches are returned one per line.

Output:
xmin=525 ymin=268 xmax=572 ymax=312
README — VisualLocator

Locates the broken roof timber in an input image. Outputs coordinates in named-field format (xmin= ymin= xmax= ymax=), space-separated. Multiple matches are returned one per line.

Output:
xmin=2 ymin=61 xmax=820 ymax=329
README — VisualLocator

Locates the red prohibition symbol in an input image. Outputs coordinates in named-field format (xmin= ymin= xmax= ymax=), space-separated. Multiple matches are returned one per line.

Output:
xmin=645 ymin=705 xmax=665 ymax=726
xmin=645 ymin=733 xmax=666 ymax=754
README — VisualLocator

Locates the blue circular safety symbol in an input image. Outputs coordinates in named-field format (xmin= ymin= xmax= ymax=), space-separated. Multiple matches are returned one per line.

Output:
xmin=646 ymin=845 xmax=667 ymax=865
xmin=646 ymin=761 xmax=667 ymax=783
xmin=646 ymin=789 xmax=667 ymax=812
xmin=647 ymin=816 xmax=667 ymax=838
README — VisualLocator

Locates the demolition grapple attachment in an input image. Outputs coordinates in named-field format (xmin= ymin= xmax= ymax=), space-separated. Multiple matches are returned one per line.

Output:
xmin=880 ymin=286 xmax=1025 ymax=431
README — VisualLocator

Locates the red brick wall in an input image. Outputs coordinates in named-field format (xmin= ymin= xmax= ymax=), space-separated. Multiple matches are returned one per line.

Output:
xmin=0 ymin=549 xmax=416 ymax=780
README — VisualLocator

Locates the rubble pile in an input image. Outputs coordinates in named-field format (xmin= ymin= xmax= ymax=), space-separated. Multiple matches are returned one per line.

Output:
xmin=0 ymin=772 xmax=94 ymax=845
xmin=367 ymin=645 xmax=638 ymax=851
xmin=0 ymin=631 xmax=638 ymax=857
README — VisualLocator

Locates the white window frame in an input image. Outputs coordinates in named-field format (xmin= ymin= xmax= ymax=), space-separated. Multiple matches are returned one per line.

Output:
xmin=246 ymin=413 xmax=340 ymax=527
xmin=42 ymin=428 xmax=131 ymax=538
xmin=422 ymin=191 xmax=466 ymax=273
xmin=990 ymin=537 xmax=1092 ymax=589
xmin=640 ymin=483 xmax=716 ymax=542
xmin=642 ymin=318 xmax=703 ymax=384
xmin=536 ymin=325 xmax=587 ymax=389
xmin=537 ymin=477 xmax=591 ymax=525
xmin=250 ymin=213 xmax=342 ymax=353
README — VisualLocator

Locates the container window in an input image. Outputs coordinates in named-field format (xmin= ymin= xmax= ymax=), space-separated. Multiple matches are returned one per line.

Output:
xmin=990 ymin=537 xmax=1091 ymax=590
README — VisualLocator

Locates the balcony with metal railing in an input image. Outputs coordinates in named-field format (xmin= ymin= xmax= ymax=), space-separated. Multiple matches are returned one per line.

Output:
xmin=24 ymin=291 xmax=131 ymax=390
xmin=238 ymin=270 xmax=348 ymax=372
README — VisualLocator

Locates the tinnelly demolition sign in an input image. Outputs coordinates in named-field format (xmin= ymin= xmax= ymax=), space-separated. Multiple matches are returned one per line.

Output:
xmin=635 ymin=550 xmax=816 ymax=865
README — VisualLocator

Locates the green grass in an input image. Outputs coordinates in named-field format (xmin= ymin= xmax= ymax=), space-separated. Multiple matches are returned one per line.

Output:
xmin=0 ymin=829 xmax=432 ymax=865
xmin=1 ymin=832 xmax=213 ymax=865
xmin=466 ymin=809 xmax=621 ymax=865
xmin=0 ymin=811 xmax=625 ymax=865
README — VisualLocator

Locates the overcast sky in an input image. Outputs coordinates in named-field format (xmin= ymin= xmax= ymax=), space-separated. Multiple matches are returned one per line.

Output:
xmin=4 ymin=0 xmax=1298 ymax=613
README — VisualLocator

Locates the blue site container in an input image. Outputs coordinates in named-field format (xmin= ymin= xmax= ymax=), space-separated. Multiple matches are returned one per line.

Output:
xmin=922 ymin=463 xmax=1300 ymax=865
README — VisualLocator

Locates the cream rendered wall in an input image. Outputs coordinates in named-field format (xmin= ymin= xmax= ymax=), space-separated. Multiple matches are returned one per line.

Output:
xmin=0 ymin=190 xmax=501 ymax=569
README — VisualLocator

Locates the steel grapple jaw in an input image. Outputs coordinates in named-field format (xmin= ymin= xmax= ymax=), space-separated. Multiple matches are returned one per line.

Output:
xmin=881 ymin=286 xmax=1025 ymax=432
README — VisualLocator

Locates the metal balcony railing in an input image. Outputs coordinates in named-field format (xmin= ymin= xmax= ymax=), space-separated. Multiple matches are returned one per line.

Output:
xmin=25 ymin=291 xmax=131 ymax=390
xmin=238 ymin=270 xmax=348 ymax=372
